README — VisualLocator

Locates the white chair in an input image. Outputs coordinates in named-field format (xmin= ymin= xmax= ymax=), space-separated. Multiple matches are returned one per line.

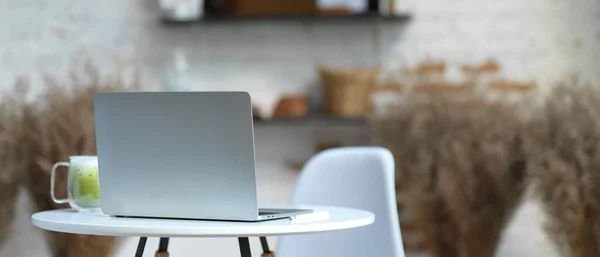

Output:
xmin=277 ymin=147 xmax=405 ymax=257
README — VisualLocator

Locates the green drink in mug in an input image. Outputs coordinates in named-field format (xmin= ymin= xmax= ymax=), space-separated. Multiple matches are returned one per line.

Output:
xmin=51 ymin=156 xmax=101 ymax=211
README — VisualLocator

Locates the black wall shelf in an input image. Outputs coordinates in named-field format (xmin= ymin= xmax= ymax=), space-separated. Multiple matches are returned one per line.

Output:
xmin=161 ymin=12 xmax=411 ymax=26
xmin=253 ymin=115 xmax=368 ymax=127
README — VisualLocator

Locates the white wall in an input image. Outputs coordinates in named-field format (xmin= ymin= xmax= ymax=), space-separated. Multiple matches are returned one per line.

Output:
xmin=1 ymin=0 xmax=599 ymax=256
xmin=1 ymin=0 xmax=598 ymax=93
xmin=386 ymin=0 xmax=600 ymax=87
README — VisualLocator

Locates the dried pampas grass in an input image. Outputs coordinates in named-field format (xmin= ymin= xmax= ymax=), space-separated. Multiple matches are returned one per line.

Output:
xmin=19 ymin=64 xmax=141 ymax=257
xmin=375 ymin=92 xmax=529 ymax=257
xmin=0 ymin=79 xmax=30 ymax=246
xmin=527 ymin=80 xmax=600 ymax=257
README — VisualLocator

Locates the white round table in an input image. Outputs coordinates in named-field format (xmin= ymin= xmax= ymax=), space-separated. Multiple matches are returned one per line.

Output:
xmin=32 ymin=205 xmax=374 ymax=257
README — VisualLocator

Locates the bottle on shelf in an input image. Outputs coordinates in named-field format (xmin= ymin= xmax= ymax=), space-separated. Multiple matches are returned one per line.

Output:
xmin=160 ymin=0 xmax=203 ymax=22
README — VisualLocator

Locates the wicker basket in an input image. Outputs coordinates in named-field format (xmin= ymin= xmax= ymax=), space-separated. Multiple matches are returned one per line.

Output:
xmin=319 ymin=65 xmax=377 ymax=117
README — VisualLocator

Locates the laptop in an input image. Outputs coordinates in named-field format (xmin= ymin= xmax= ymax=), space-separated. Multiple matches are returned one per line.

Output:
xmin=93 ymin=91 xmax=311 ymax=221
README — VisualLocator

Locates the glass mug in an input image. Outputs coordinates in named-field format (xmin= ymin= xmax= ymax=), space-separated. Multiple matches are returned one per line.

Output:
xmin=51 ymin=155 xmax=101 ymax=211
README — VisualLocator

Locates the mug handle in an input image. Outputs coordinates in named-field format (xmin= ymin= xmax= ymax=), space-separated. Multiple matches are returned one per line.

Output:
xmin=51 ymin=162 xmax=70 ymax=204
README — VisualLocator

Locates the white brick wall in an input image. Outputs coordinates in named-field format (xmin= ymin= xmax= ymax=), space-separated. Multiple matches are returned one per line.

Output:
xmin=387 ymin=0 xmax=600 ymax=87
xmin=1 ymin=0 xmax=598 ymax=94
xmin=0 ymin=0 xmax=599 ymax=257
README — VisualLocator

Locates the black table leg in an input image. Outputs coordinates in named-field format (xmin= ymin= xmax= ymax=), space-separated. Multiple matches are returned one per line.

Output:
xmin=159 ymin=237 xmax=169 ymax=251
xmin=259 ymin=237 xmax=270 ymax=253
xmin=238 ymin=237 xmax=252 ymax=257
xmin=156 ymin=237 xmax=170 ymax=257
xmin=259 ymin=237 xmax=275 ymax=257
xmin=135 ymin=237 xmax=147 ymax=257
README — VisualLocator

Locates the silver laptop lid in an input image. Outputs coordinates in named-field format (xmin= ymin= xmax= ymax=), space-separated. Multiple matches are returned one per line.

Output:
xmin=94 ymin=91 xmax=259 ymax=220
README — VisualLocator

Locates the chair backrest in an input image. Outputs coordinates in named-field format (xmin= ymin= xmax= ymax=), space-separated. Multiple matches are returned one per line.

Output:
xmin=277 ymin=147 xmax=405 ymax=257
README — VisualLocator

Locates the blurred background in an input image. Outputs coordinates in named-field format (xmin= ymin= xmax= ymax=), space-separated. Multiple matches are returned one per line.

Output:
xmin=0 ymin=0 xmax=599 ymax=256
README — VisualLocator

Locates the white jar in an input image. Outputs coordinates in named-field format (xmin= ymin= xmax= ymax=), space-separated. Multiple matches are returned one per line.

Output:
xmin=160 ymin=0 xmax=203 ymax=21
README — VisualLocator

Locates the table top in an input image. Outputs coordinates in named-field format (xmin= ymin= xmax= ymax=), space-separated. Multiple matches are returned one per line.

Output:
xmin=31 ymin=205 xmax=374 ymax=237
